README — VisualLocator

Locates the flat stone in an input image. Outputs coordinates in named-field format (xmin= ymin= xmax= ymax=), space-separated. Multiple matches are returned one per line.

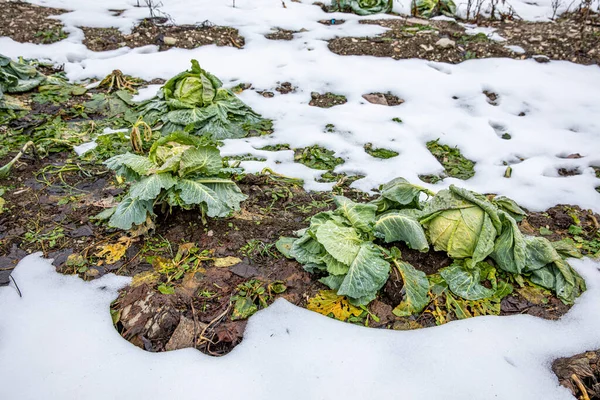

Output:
xmin=435 ymin=38 xmax=455 ymax=49
xmin=362 ymin=93 xmax=388 ymax=106
xmin=163 ymin=36 xmax=178 ymax=45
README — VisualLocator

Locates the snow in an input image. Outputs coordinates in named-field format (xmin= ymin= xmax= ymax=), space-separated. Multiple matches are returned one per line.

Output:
xmin=1 ymin=253 xmax=600 ymax=399
xmin=1 ymin=0 xmax=599 ymax=211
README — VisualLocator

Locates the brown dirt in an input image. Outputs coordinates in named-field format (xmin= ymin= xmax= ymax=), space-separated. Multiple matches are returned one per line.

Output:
xmin=520 ymin=204 xmax=600 ymax=247
xmin=328 ymin=15 xmax=600 ymax=65
xmin=0 ymin=1 xmax=68 ymax=44
xmin=309 ymin=92 xmax=347 ymax=108
xmin=265 ymin=28 xmax=297 ymax=40
xmin=553 ymin=350 xmax=600 ymax=399
xmin=82 ymin=20 xmax=244 ymax=52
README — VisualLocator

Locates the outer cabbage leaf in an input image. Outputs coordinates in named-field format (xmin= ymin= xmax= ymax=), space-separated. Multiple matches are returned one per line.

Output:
xmin=108 ymin=196 xmax=153 ymax=230
xmin=337 ymin=242 xmax=390 ymax=302
xmin=392 ymin=261 xmax=430 ymax=317
xmin=129 ymin=173 xmax=177 ymax=201
xmin=370 ymin=177 xmax=433 ymax=212
xmin=316 ymin=220 xmax=362 ymax=265
xmin=175 ymin=179 xmax=227 ymax=217
xmin=440 ymin=261 xmax=495 ymax=301
xmin=374 ymin=210 xmax=429 ymax=251
xmin=105 ymin=153 xmax=154 ymax=176
xmin=333 ymin=195 xmax=377 ymax=233
xmin=179 ymin=146 xmax=222 ymax=177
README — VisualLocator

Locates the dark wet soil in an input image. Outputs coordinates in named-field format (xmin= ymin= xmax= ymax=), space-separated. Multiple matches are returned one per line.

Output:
xmin=328 ymin=14 xmax=600 ymax=65
xmin=309 ymin=92 xmax=347 ymax=108
xmin=0 ymin=2 xmax=67 ymax=44
xmin=82 ymin=19 xmax=244 ymax=52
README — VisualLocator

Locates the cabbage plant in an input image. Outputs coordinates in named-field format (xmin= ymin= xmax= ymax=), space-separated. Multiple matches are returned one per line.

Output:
xmin=138 ymin=60 xmax=267 ymax=140
xmin=0 ymin=54 xmax=46 ymax=110
xmin=99 ymin=132 xmax=247 ymax=230
xmin=415 ymin=0 xmax=456 ymax=17
xmin=278 ymin=191 xmax=429 ymax=306
xmin=331 ymin=0 xmax=393 ymax=15
xmin=279 ymin=177 xmax=586 ymax=312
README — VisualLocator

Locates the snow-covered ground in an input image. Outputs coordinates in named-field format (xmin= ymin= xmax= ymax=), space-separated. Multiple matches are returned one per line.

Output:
xmin=1 ymin=1 xmax=600 ymax=398
xmin=1 ymin=254 xmax=600 ymax=399
xmin=1 ymin=0 xmax=599 ymax=211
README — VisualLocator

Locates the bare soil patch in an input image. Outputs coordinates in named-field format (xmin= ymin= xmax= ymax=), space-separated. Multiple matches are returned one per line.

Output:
xmin=82 ymin=20 xmax=244 ymax=52
xmin=0 ymin=1 xmax=67 ymax=44
xmin=328 ymin=15 xmax=600 ymax=65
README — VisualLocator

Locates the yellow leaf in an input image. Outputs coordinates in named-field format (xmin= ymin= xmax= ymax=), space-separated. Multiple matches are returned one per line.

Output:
xmin=95 ymin=236 xmax=131 ymax=264
xmin=0 ymin=196 xmax=5 ymax=214
xmin=517 ymin=285 xmax=550 ymax=305
xmin=307 ymin=290 xmax=362 ymax=321
xmin=213 ymin=256 xmax=242 ymax=268
xmin=131 ymin=271 xmax=160 ymax=287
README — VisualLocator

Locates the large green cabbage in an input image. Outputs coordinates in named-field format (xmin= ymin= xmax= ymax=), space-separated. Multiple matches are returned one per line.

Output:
xmin=420 ymin=185 xmax=501 ymax=265
xmin=331 ymin=0 xmax=393 ymax=15
xmin=139 ymin=60 xmax=267 ymax=140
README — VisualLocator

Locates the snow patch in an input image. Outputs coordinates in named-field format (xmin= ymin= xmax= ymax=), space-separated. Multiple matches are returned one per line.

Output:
xmin=1 ymin=254 xmax=600 ymax=399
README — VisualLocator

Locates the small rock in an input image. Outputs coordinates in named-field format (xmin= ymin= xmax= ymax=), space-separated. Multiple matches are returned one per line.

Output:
xmin=163 ymin=36 xmax=178 ymax=45
xmin=362 ymin=93 xmax=388 ymax=106
xmin=420 ymin=44 xmax=434 ymax=52
xmin=435 ymin=38 xmax=455 ymax=49
xmin=529 ymin=36 xmax=542 ymax=43
xmin=532 ymin=55 xmax=550 ymax=63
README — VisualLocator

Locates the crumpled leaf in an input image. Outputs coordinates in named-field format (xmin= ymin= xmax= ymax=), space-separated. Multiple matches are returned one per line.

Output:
xmin=108 ymin=196 xmax=154 ymax=230
xmin=232 ymin=297 xmax=258 ymax=320
xmin=316 ymin=220 xmax=361 ymax=265
xmin=374 ymin=209 xmax=429 ymax=251
xmin=275 ymin=237 xmax=296 ymax=258
xmin=392 ymin=261 xmax=429 ymax=317
xmin=337 ymin=242 xmax=390 ymax=302
xmin=440 ymin=260 xmax=495 ymax=301
xmin=370 ymin=177 xmax=433 ymax=212
xmin=213 ymin=256 xmax=242 ymax=268
xmin=1 ymin=54 xmax=46 ymax=110
xmin=95 ymin=236 xmax=132 ymax=265
xmin=334 ymin=196 xmax=377 ymax=233
xmin=307 ymin=290 xmax=363 ymax=321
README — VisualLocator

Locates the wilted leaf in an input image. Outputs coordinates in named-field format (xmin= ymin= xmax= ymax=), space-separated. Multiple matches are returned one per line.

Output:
xmin=213 ymin=256 xmax=242 ymax=268
xmin=131 ymin=270 xmax=160 ymax=287
xmin=95 ymin=237 xmax=131 ymax=265
xmin=275 ymin=237 xmax=296 ymax=258
xmin=392 ymin=261 xmax=430 ymax=317
xmin=232 ymin=296 xmax=258 ymax=320
xmin=307 ymin=290 xmax=362 ymax=321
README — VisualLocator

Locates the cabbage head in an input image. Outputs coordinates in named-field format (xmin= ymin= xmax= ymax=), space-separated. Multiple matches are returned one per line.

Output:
xmin=415 ymin=0 xmax=456 ymax=18
xmin=420 ymin=185 xmax=501 ymax=264
xmin=331 ymin=0 xmax=393 ymax=15
xmin=163 ymin=60 xmax=221 ymax=109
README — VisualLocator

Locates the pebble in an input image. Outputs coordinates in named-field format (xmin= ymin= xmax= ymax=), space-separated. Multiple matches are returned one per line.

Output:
xmin=163 ymin=36 xmax=178 ymax=45
xmin=435 ymin=38 xmax=455 ymax=49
